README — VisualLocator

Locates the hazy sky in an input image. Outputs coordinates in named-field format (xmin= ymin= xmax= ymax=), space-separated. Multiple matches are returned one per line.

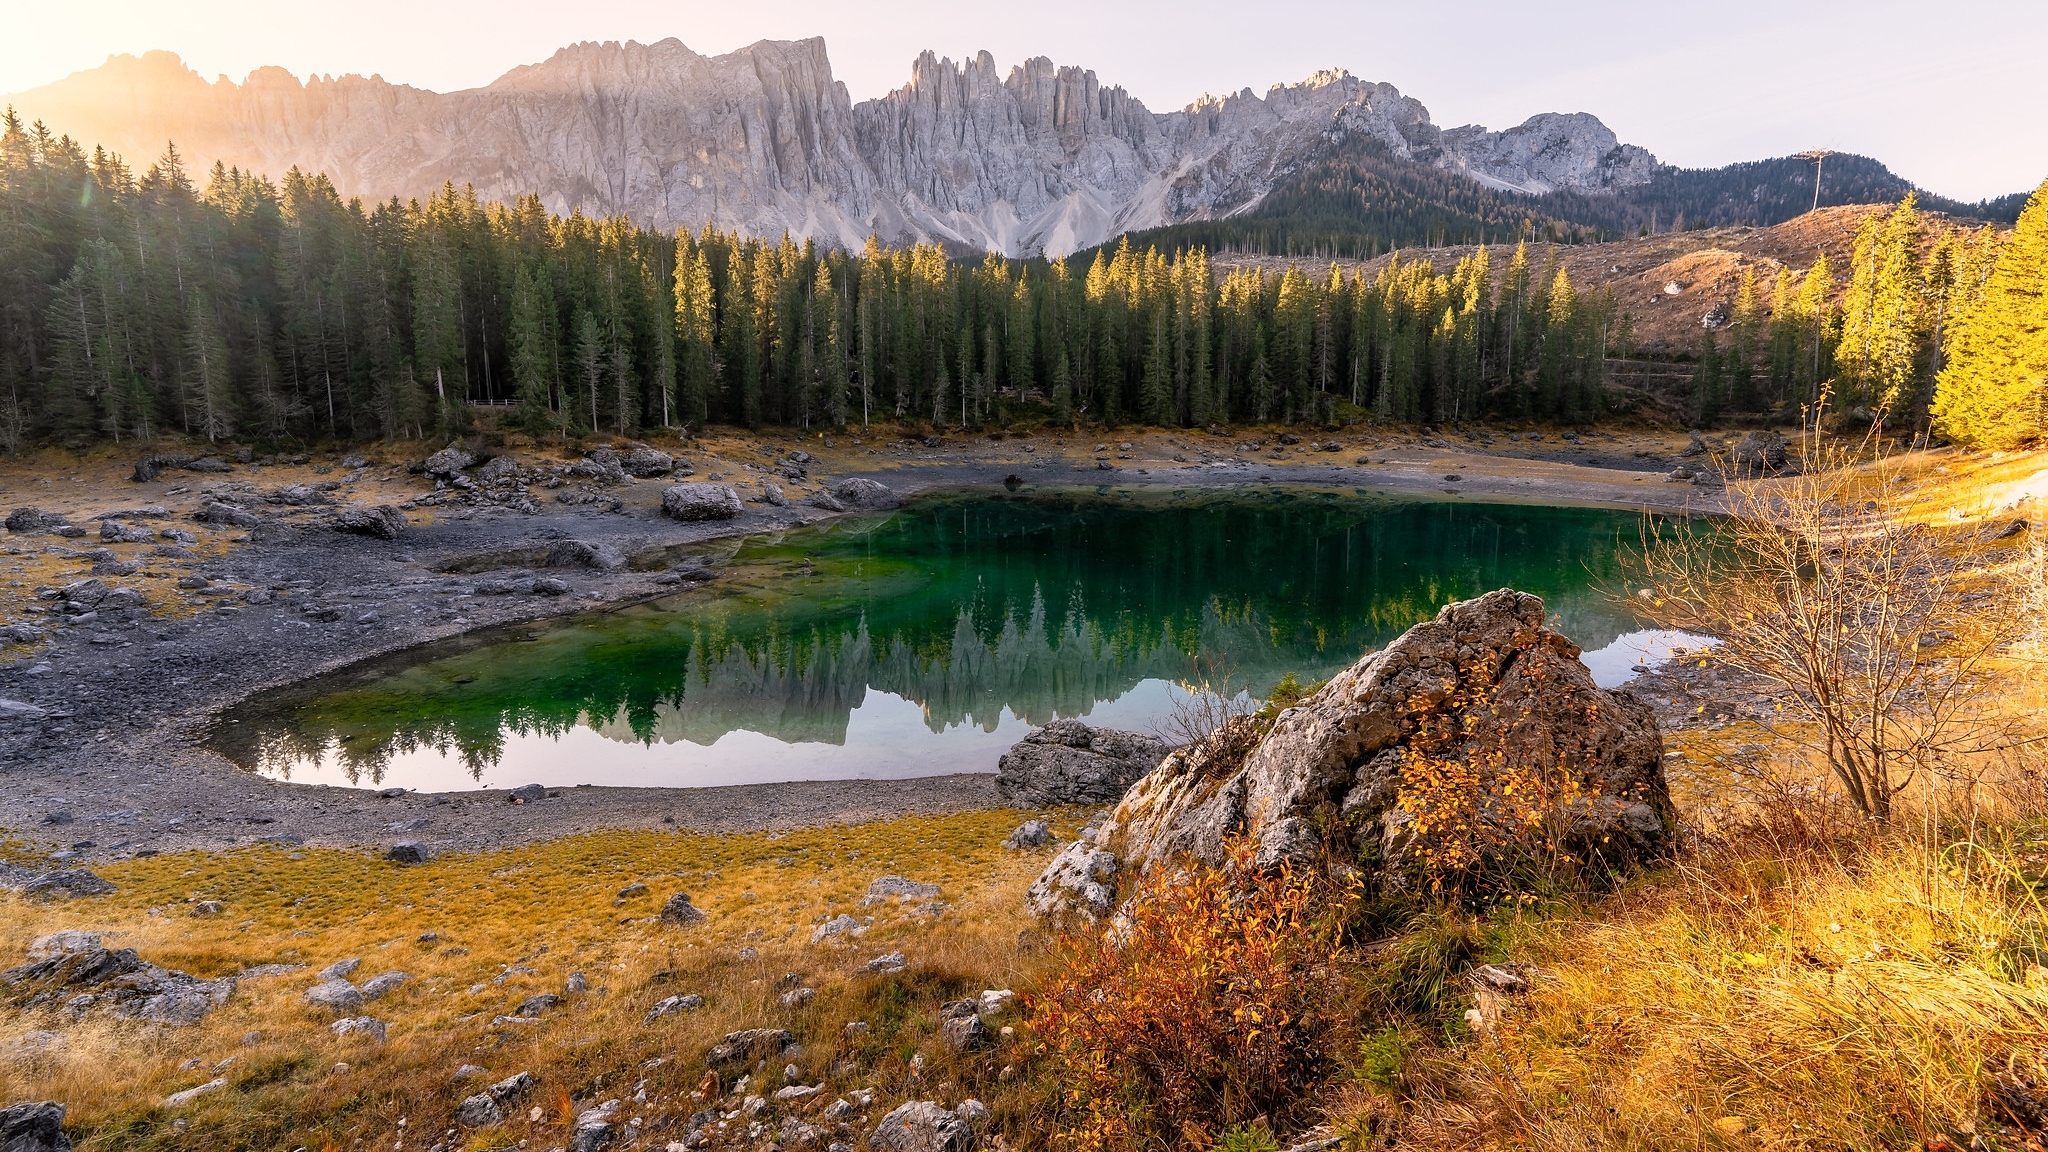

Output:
xmin=5 ymin=0 xmax=2043 ymax=201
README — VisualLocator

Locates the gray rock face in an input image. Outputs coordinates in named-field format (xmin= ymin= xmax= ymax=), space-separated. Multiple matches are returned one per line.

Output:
xmin=661 ymin=483 xmax=743 ymax=522
xmin=11 ymin=42 xmax=1659 ymax=260
xmin=1030 ymin=590 xmax=1673 ymax=920
xmin=2 ymin=945 xmax=234 ymax=1026
xmin=995 ymin=720 xmax=1171 ymax=806
xmin=334 ymin=505 xmax=407 ymax=540
xmin=0 ymin=1101 xmax=71 ymax=1152
xmin=868 ymin=1101 xmax=974 ymax=1152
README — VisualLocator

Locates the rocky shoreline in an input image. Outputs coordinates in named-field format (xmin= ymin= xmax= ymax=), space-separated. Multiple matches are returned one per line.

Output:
xmin=0 ymin=430 xmax=1724 ymax=871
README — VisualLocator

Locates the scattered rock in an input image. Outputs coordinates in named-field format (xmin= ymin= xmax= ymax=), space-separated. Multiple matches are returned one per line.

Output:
xmin=936 ymin=1000 xmax=986 ymax=1052
xmin=329 ymin=1017 xmax=387 ymax=1043
xmin=26 ymin=932 xmax=101 ymax=961
xmin=775 ymin=1084 xmax=822 ymax=1103
xmin=423 ymin=447 xmax=477 ymax=478
xmin=867 ymin=1101 xmax=973 ymax=1152
xmin=506 ymin=783 xmax=547 ymax=803
xmin=163 ymin=1078 xmax=227 ymax=1107
xmin=706 ymin=1029 xmax=794 ymax=1067
xmin=531 ymin=577 xmax=571 ymax=596
xmin=1002 ymin=820 xmax=1050 ymax=849
xmin=1729 ymin=430 xmax=1788 ymax=474
xmin=358 ymin=972 xmax=410 ymax=1000
xmin=995 ymin=720 xmax=1171 ymax=807
xmin=810 ymin=914 xmax=862 ymax=943
xmin=518 ymin=993 xmax=562 ymax=1017
xmin=304 ymin=980 xmax=365 ymax=1014
xmin=863 ymin=952 xmax=906 ymax=974
xmin=5 ymin=508 xmax=57 ymax=534
xmin=760 ymin=481 xmax=788 ymax=507
xmin=643 ymin=994 xmax=704 ymax=1023
xmin=616 ymin=882 xmax=648 ymax=899
xmin=0 ymin=1101 xmax=70 ymax=1152
xmin=194 ymin=502 xmax=260 ymax=529
xmin=385 ymin=841 xmax=430 ymax=865
xmin=861 ymin=876 xmax=941 ymax=905
xmin=660 ymin=893 xmax=706 ymax=926
xmin=778 ymin=987 xmax=816 ymax=1009
xmin=16 ymin=871 xmax=115 ymax=901
xmin=622 ymin=449 xmax=676 ymax=478
xmin=977 ymin=990 xmax=1019 ymax=1019
xmin=334 ymin=505 xmax=408 ymax=540
xmin=98 ymin=519 xmax=152 ymax=544
xmin=1024 ymin=840 xmax=1120 ymax=922
xmin=318 ymin=959 xmax=361 ymax=981
xmin=0 ymin=699 xmax=49 ymax=722
xmin=661 ymin=483 xmax=743 ymax=522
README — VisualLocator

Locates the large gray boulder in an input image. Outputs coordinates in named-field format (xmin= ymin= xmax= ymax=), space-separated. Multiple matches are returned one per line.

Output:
xmin=808 ymin=477 xmax=901 ymax=513
xmin=0 ymin=1101 xmax=70 ymax=1152
xmin=995 ymin=720 xmax=1171 ymax=807
xmin=621 ymin=449 xmax=676 ymax=477
xmin=423 ymin=446 xmax=476 ymax=478
xmin=661 ymin=483 xmax=743 ymax=522
xmin=1029 ymin=590 xmax=1672 ymax=920
xmin=868 ymin=1101 xmax=974 ymax=1152
xmin=334 ymin=505 xmax=407 ymax=540
xmin=1729 ymin=430 xmax=1789 ymax=475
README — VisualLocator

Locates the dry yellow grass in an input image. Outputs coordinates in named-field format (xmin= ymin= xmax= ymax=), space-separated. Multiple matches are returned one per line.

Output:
xmin=0 ymin=808 xmax=1067 ymax=1151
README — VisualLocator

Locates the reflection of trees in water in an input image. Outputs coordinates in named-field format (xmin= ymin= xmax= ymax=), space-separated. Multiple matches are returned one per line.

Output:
xmin=233 ymin=492 xmax=1640 ymax=784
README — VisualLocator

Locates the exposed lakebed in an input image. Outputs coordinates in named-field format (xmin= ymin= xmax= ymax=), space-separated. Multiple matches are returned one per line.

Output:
xmin=214 ymin=487 xmax=1670 ymax=791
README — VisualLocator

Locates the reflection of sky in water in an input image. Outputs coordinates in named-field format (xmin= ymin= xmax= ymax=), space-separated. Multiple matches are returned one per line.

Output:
xmin=1580 ymin=629 xmax=1719 ymax=689
xmin=263 ymin=679 xmax=1201 ymax=791
xmin=229 ymin=490 xmax=1659 ymax=791
xmin=266 ymin=635 xmax=1705 ymax=792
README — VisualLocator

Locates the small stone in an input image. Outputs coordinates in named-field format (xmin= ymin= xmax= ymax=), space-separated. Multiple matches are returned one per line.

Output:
xmin=617 ymin=882 xmax=648 ymax=898
xmin=661 ymin=483 xmax=743 ymax=522
xmin=531 ymin=577 xmax=571 ymax=596
xmin=164 ymin=1078 xmax=227 ymax=1107
xmin=329 ymin=1017 xmax=387 ymax=1042
xmin=660 ymin=892 xmax=706 ymax=926
xmin=863 ymin=952 xmax=906 ymax=974
xmin=385 ymin=840 xmax=430 ymax=865
xmin=506 ymin=783 xmax=547 ymax=803
xmin=810 ymin=914 xmax=861 ymax=943
xmin=318 ymin=959 xmax=361 ymax=981
xmin=778 ymin=987 xmax=816 ymax=1009
xmin=867 ymin=1101 xmax=972 ymax=1152
xmin=643 ymin=993 xmax=704 ymax=1023
xmin=1002 ymin=819 xmax=1050 ymax=849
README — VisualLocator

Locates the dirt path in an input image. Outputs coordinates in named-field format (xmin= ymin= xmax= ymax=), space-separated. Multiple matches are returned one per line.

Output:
xmin=0 ymin=422 xmax=1727 ymax=867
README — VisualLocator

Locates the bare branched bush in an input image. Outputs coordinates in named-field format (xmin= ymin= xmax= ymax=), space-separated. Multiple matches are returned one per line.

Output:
xmin=1624 ymin=416 xmax=2029 ymax=821
xmin=1161 ymin=653 xmax=1259 ymax=748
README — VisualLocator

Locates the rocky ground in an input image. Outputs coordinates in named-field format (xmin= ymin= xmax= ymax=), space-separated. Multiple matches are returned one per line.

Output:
xmin=0 ymin=421 xmax=1744 ymax=875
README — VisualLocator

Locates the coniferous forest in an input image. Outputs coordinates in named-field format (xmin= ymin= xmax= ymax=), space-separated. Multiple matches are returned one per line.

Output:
xmin=1 ymin=112 xmax=2042 ymax=451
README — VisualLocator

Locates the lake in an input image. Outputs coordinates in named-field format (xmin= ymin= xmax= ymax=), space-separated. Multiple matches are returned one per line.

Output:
xmin=215 ymin=487 xmax=1671 ymax=791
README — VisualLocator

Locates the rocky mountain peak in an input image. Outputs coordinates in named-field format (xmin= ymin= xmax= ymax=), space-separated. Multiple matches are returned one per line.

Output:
xmin=5 ymin=38 xmax=1662 ymax=256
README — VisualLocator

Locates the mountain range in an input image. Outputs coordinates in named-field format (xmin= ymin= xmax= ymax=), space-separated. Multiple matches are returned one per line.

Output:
xmin=5 ymin=39 xmax=2020 ymax=260
xmin=5 ymin=39 xmax=1665 ymax=257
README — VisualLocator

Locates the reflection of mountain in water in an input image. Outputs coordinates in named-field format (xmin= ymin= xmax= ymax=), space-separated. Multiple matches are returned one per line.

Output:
xmin=224 ymin=489 xmax=1642 ymax=782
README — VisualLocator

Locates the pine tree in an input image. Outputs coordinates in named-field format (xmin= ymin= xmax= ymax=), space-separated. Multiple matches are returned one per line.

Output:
xmin=1931 ymin=181 xmax=2048 ymax=448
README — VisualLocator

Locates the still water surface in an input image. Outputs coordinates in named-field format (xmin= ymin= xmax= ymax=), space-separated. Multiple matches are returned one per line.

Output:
xmin=218 ymin=487 xmax=1668 ymax=791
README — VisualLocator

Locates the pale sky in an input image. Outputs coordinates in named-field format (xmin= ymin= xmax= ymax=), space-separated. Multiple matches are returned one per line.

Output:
xmin=4 ymin=0 xmax=2043 ymax=201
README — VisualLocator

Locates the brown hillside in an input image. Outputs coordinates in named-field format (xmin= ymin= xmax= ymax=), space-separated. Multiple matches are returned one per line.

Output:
xmin=1213 ymin=205 xmax=1938 ymax=359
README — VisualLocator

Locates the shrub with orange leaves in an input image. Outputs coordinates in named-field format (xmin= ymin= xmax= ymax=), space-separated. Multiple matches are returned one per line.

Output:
xmin=1029 ymin=839 xmax=1359 ymax=1151
xmin=1389 ymin=650 xmax=1615 ymax=897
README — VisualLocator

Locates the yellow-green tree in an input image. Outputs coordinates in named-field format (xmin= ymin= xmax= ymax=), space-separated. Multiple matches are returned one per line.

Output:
xmin=1931 ymin=181 xmax=2048 ymax=448
xmin=1836 ymin=194 xmax=1924 ymax=417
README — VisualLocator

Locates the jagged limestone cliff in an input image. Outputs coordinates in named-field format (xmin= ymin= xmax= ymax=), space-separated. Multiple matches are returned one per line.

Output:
xmin=6 ymin=39 xmax=1658 ymax=256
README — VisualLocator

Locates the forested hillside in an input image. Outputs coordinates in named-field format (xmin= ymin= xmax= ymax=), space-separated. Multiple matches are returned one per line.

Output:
xmin=1 ymin=113 xmax=2040 ymax=451
xmin=1126 ymin=139 xmax=2027 ymax=261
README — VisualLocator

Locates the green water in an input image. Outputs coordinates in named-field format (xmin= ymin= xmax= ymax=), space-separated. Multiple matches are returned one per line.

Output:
xmin=219 ymin=487 xmax=1649 ymax=791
